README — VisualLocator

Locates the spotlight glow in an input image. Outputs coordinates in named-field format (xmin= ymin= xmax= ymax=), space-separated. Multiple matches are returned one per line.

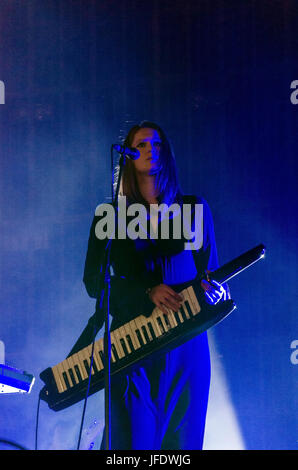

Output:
xmin=203 ymin=333 xmax=246 ymax=450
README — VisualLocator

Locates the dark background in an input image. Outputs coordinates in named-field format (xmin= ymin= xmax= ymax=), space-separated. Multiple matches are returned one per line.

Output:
xmin=0 ymin=0 xmax=297 ymax=450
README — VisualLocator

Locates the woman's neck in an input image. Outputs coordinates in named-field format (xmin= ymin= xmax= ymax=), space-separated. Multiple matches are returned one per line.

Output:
xmin=135 ymin=173 xmax=159 ymax=204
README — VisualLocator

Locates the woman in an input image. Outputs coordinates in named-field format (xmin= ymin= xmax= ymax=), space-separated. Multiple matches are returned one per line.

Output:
xmin=83 ymin=120 xmax=227 ymax=450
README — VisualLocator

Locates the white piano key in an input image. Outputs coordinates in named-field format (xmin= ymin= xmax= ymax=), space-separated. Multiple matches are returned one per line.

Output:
xmin=97 ymin=334 xmax=116 ymax=363
xmin=64 ymin=356 xmax=78 ymax=385
xmin=125 ymin=320 xmax=141 ymax=350
xmin=94 ymin=337 xmax=105 ymax=368
xmin=120 ymin=323 xmax=134 ymax=353
xmin=165 ymin=308 xmax=178 ymax=328
xmin=175 ymin=307 xmax=185 ymax=324
xmin=59 ymin=360 xmax=73 ymax=388
xmin=156 ymin=312 xmax=168 ymax=333
xmin=55 ymin=362 xmax=69 ymax=390
xmin=52 ymin=365 xmax=66 ymax=393
xmin=185 ymin=286 xmax=201 ymax=315
xmin=69 ymin=351 xmax=87 ymax=381
xmin=74 ymin=350 xmax=89 ymax=380
xmin=116 ymin=325 xmax=131 ymax=355
xmin=110 ymin=344 xmax=119 ymax=362
xmin=134 ymin=316 xmax=150 ymax=344
xmin=162 ymin=312 xmax=172 ymax=330
xmin=111 ymin=328 xmax=125 ymax=359
xmin=146 ymin=316 xmax=162 ymax=338
xmin=138 ymin=315 xmax=154 ymax=341
xmin=129 ymin=319 xmax=143 ymax=348
xmin=87 ymin=344 xmax=102 ymax=373
xmin=89 ymin=340 xmax=103 ymax=371
xmin=179 ymin=302 xmax=191 ymax=320
xmin=109 ymin=333 xmax=123 ymax=361
xmin=80 ymin=346 xmax=95 ymax=375
xmin=150 ymin=309 xmax=164 ymax=336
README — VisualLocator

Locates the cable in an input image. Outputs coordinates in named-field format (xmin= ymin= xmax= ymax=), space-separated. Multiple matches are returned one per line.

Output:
xmin=34 ymin=146 xmax=117 ymax=451
xmin=76 ymin=323 xmax=97 ymax=450
xmin=77 ymin=145 xmax=117 ymax=450
xmin=34 ymin=393 xmax=41 ymax=450
xmin=111 ymin=145 xmax=114 ymax=201
xmin=0 ymin=438 xmax=28 ymax=450
xmin=35 ymin=356 xmax=95 ymax=451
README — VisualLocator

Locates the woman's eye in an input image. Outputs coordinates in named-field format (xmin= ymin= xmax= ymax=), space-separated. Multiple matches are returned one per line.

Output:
xmin=135 ymin=141 xmax=161 ymax=148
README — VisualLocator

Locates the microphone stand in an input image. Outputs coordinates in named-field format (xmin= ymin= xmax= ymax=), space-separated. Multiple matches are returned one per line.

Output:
xmin=101 ymin=149 xmax=126 ymax=451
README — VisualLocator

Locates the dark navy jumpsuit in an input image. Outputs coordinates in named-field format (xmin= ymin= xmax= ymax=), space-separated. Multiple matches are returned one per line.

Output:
xmin=82 ymin=196 xmax=219 ymax=450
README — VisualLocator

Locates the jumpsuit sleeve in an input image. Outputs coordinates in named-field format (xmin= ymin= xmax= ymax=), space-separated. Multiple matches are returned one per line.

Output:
xmin=83 ymin=215 xmax=156 ymax=327
xmin=193 ymin=197 xmax=231 ymax=298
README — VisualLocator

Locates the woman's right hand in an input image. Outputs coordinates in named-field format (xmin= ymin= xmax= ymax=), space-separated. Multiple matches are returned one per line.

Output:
xmin=148 ymin=284 xmax=183 ymax=315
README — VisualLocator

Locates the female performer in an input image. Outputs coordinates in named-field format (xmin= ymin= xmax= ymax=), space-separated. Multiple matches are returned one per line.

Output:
xmin=83 ymin=121 xmax=228 ymax=450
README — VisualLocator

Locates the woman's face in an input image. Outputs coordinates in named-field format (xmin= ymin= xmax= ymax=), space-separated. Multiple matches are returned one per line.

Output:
xmin=130 ymin=127 xmax=162 ymax=175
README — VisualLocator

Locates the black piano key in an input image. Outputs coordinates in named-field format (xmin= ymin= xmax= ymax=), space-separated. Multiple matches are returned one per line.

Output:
xmin=90 ymin=357 xmax=98 ymax=373
xmin=184 ymin=300 xmax=193 ymax=317
xmin=99 ymin=350 xmax=105 ymax=366
xmin=174 ymin=311 xmax=182 ymax=324
xmin=111 ymin=344 xmax=119 ymax=361
xmin=83 ymin=359 xmax=90 ymax=375
xmin=163 ymin=314 xmax=171 ymax=330
xmin=74 ymin=365 xmax=83 ymax=382
xmin=120 ymin=338 xmax=129 ymax=356
xmin=62 ymin=371 xmax=71 ymax=389
xmin=99 ymin=347 xmax=116 ymax=363
xmin=156 ymin=317 xmax=166 ymax=335
xmin=68 ymin=368 xmax=76 ymax=386
xmin=179 ymin=306 xmax=188 ymax=321
xmin=126 ymin=335 xmax=135 ymax=352
xmin=141 ymin=326 xmax=150 ymax=343
xmin=135 ymin=329 xmax=145 ymax=346
xmin=147 ymin=322 xmax=157 ymax=339
xmin=130 ymin=328 xmax=142 ymax=349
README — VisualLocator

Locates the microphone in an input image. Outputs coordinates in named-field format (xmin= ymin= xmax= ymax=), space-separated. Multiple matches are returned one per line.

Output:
xmin=112 ymin=144 xmax=140 ymax=160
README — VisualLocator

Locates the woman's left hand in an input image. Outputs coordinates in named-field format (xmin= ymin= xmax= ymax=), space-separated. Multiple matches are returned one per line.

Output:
xmin=200 ymin=278 xmax=228 ymax=305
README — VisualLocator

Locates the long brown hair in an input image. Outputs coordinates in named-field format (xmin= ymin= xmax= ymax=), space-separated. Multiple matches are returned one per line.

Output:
xmin=115 ymin=121 xmax=182 ymax=207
